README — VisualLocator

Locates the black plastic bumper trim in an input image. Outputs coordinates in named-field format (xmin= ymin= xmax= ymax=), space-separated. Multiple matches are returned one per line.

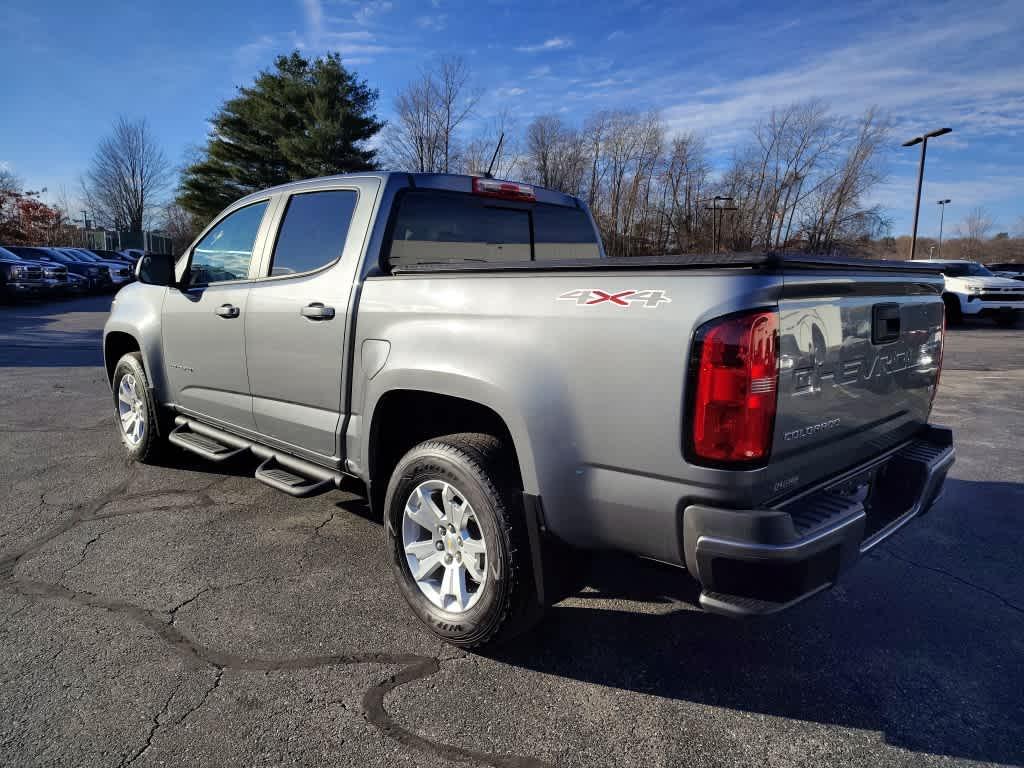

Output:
xmin=685 ymin=425 xmax=955 ymax=617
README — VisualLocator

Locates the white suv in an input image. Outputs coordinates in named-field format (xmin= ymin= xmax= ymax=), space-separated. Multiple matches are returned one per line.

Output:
xmin=917 ymin=259 xmax=1023 ymax=326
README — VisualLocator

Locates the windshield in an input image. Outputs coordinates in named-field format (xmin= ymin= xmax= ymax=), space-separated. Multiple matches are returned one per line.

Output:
xmin=69 ymin=251 xmax=99 ymax=262
xmin=942 ymin=262 xmax=994 ymax=277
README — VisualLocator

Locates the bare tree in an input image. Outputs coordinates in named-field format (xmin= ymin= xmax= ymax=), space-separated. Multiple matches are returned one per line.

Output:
xmin=960 ymin=207 xmax=994 ymax=243
xmin=460 ymin=108 xmax=521 ymax=178
xmin=82 ymin=117 xmax=170 ymax=232
xmin=383 ymin=56 xmax=479 ymax=173
xmin=162 ymin=202 xmax=203 ymax=255
xmin=522 ymin=115 xmax=587 ymax=194
xmin=659 ymin=133 xmax=711 ymax=252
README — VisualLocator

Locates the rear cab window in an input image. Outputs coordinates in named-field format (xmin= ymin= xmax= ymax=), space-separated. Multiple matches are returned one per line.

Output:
xmin=386 ymin=189 xmax=599 ymax=271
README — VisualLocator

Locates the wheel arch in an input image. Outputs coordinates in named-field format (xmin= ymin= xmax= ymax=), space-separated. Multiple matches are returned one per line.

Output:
xmin=103 ymin=331 xmax=143 ymax=384
xmin=364 ymin=384 xmax=536 ymax=516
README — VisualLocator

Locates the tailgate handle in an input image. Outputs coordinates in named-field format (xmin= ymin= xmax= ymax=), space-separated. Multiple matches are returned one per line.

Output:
xmin=872 ymin=303 xmax=901 ymax=344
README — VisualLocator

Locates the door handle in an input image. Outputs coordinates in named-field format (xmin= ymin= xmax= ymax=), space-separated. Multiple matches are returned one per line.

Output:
xmin=215 ymin=303 xmax=240 ymax=318
xmin=301 ymin=302 xmax=336 ymax=320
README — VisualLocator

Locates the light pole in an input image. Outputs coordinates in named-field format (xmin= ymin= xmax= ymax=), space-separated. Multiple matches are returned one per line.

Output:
xmin=703 ymin=195 xmax=737 ymax=253
xmin=936 ymin=198 xmax=951 ymax=257
xmin=903 ymin=127 xmax=952 ymax=259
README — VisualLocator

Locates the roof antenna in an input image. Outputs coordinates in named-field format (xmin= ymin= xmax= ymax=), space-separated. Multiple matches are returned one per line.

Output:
xmin=484 ymin=132 xmax=505 ymax=179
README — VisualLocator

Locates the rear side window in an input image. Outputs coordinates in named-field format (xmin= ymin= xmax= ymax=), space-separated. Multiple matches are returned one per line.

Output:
xmin=270 ymin=190 xmax=358 ymax=276
xmin=534 ymin=206 xmax=601 ymax=261
xmin=386 ymin=190 xmax=597 ymax=270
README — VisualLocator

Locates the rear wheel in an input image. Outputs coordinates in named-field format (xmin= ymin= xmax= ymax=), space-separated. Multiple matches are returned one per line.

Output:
xmin=111 ymin=352 xmax=166 ymax=463
xmin=385 ymin=433 xmax=541 ymax=648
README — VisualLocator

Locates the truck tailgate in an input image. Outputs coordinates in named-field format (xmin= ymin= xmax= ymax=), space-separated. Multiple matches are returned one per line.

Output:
xmin=766 ymin=269 xmax=944 ymax=498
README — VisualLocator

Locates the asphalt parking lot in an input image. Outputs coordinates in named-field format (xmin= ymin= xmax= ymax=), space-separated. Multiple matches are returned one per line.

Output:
xmin=1 ymin=294 xmax=1022 ymax=768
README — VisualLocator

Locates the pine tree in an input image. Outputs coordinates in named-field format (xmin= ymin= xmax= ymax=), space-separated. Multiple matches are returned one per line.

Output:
xmin=179 ymin=51 xmax=383 ymax=222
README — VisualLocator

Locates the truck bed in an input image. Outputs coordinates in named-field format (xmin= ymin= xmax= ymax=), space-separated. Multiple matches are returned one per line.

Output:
xmin=390 ymin=252 xmax=947 ymax=275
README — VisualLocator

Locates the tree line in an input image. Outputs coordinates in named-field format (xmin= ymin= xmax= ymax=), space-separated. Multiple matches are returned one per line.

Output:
xmin=5 ymin=49 xmax=1021 ymax=263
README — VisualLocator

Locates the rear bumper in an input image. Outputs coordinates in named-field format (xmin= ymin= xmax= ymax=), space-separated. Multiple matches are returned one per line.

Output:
xmin=683 ymin=425 xmax=955 ymax=617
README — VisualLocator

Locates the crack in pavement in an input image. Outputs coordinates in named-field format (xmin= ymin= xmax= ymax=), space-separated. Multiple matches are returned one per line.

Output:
xmin=1 ymin=464 xmax=555 ymax=768
xmin=880 ymin=548 xmax=1024 ymax=615
xmin=314 ymin=510 xmax=337 ymax=536
xmin=118 ymin=679 xmax=184 ymax=768
xmin=173 ymin=669 xmax=223 ymax=727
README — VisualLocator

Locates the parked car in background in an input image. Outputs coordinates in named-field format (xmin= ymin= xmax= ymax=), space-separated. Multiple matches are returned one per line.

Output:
xmin=916 ymin=259 xmax=1024 ymax=326
xmin=0 ymin=245 xmax=69 ymax=296
xmin=0 ymin=246 xmax=48 ymax=300
xmin=6 ymin=246 xmax=112 ymax=292
xmin=58 ymin=249 xmax=133 ymax=288
xmin=986 ymin=263 xmax=1024 ymax=282
xmin=119 ymin=248 xmax=146 ymax=262
xmin=89 ymin=248 xmax=138 ymax=265
xmin=63 ymin=271 xmax=90 ymax=296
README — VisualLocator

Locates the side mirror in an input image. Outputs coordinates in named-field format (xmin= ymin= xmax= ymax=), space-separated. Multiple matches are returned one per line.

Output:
xmin=136 ymin=252 xmax=176 ymax=286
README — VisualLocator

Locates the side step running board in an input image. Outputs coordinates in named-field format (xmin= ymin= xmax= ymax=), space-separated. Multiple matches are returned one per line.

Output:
xmin=169 ymin=423 xmax=249 ymax=462
xmin=255 ymin=457 xmax=334 ymax=498
xmin=170 ymin=416 xmax=345 ymax=498
xmin=699 ymin=583 xmax=831 ymax=618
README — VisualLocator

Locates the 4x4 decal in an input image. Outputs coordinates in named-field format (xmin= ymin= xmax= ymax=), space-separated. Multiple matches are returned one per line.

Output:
xmin=557 ymin=289 xmax=671 ymax=308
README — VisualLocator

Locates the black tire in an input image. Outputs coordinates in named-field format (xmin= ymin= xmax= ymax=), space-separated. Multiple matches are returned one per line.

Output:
xmin=111 ymin=352 xmax=166 ymax=463
xmin=942 ymin=294 xmax=962 ymax=325
xmin=994 ymin=311 xmax=1019 ymax=328
xmin=384 ymin=433 xmax=542 ymax=648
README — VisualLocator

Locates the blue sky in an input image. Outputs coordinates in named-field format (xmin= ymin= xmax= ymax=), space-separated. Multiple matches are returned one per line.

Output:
xmin=2 ymin=0 xmax=1022 ymax=236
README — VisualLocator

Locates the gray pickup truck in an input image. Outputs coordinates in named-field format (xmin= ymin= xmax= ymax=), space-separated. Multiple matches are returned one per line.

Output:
xmin=103 ymin=172 xmax=954 ymax=647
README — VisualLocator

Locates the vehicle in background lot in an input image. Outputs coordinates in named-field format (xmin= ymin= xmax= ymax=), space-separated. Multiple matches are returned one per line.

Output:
xmin=119 ymin=248 xmax=146 ymax=262
xmin=104 ymin=172 xmax=955 ymax=648
xmin=90 ymin=248 xmax=138 ymax=265
xmin=986 ymin=263 xmax=1024 ymax=282
xmin=917 ymin=259 xmax=1024 ymax=326
xmin=63 ymin=271 xmax=90 ymax=296
xmin=0 ymin=245 xmax=69 ymax=296
xmin=0 ymin=246 xmax=48 ymax=300
xmin=6 ymin=246 xmax=112 ymax=292
xmin=61 ymin=249 xmax=134 ymax=287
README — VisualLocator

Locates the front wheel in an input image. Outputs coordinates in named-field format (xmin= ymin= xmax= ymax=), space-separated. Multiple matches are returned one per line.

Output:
xmin=942 ymin=294 xmax=963 ymax=325
xmin=384 ymin=433 xmax=541 ymax=648
xmin=994 ymin=311 xmax=1019 ymax=328
xmin=111 ymin=352 xmax=166 ymax=463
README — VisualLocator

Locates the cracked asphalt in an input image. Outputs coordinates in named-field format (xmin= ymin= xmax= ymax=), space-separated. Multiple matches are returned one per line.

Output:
xmin=1 ymin=294 xmax=1022 ymax=767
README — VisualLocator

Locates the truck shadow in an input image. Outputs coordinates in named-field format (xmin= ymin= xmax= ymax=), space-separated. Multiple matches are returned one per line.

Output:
xmin=488 ymin=478 xmax=1024 ymax=765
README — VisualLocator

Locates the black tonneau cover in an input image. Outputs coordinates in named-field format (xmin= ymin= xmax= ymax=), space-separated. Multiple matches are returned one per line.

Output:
xmin=391 ymin=252 xmax=946 ymax=275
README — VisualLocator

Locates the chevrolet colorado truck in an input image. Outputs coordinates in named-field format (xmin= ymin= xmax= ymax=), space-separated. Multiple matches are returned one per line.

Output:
xmin=103 ymin=172 xmax=955 ymax=647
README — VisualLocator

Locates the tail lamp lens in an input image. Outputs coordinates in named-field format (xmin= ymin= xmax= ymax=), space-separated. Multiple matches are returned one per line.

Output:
xmin=690 ymin=310 xmax=780 ymax=464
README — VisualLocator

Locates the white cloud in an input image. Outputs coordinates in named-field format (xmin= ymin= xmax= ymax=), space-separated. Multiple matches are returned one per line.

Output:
xmin=234 ymin=34 xmax=277 ymax=69
xmin=416 ymin=14 xmax=447 ymax=31
xmin=606 ymin=30 xmax=625 ymax=41
xmin=658 ymin=5 xmax=1022 ymax=146
xmin=527 ymin=65 xmax=551 ymax=79
xmin=515 ymin=37 xmax=573 ymax=53
xmin=301 ymin=0 xmax=323 ymax=45
xmin=354 ymin=0 xmax=393 ymax=25
xmin=496 ymin=87 xmax=527 ymax=97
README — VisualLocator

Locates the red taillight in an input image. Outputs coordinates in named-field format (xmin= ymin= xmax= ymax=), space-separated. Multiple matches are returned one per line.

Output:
xmin=472 ymin=177 xmax=536 ymax=202
xmin=689 ymin=310 xmax=779 ymax=464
